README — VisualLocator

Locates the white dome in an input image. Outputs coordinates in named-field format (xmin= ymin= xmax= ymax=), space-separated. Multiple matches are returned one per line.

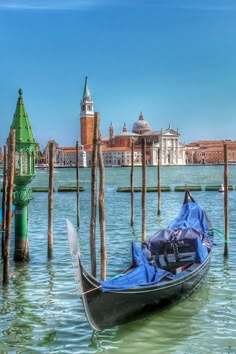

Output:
xmin=132 ymin=112 xmax=151 ymax=134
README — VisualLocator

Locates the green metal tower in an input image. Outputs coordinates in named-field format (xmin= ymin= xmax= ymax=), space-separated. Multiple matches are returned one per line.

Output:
xmin=8 ymin=88 xmax=36 ymax=261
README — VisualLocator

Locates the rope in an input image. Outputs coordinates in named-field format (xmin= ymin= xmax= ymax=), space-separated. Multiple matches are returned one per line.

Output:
xmin=81 ymin=285 xmax=102 ymax=295
xmin=208 ymin=227 xmax=229 ymax=243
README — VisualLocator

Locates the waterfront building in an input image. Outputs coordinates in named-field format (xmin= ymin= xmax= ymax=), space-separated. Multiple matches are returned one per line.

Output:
xmin=186 ymin=140 xmax=236 ymax=164
xmin=43 ymin=143 xmax=87 ymax=167
xmin=85 ymin=146 xmax=142 ymax=167
xmin=80 ymin=76 xmax=94 ymax=148
xmin=41 ymin=77 xmax=186 ymax=167
xmin=146 ymin=124 xmax=186 ymax=166
xmin=78 ymin=77 xmax=186 ymax=167
xmin=55 ymin=146 xmax=87 ymax=167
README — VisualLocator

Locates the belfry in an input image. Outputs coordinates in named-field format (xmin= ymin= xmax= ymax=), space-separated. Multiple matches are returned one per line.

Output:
xmin=80 ymin=76 xmax=94 ymax=147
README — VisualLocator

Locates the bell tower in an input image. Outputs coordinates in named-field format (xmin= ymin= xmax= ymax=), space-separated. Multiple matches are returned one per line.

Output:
xmin=80 ymin=76 xmax=94 ymax=147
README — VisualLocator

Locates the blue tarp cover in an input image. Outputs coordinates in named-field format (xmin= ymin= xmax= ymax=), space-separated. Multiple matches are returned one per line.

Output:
xmin=168 ymin=201 xmax=209 ymax=234
xmin=101 ymin=242 xmax=171 ymax=292
xmin=101 ymin=201 xmax=212 ymax=292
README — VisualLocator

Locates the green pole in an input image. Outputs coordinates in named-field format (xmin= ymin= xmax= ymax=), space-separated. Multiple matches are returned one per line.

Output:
xmin=14 ymin=186 xmax=32 ymax=261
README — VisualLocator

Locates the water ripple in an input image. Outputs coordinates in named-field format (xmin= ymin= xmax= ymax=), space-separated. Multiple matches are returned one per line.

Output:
xmin=1 ymin=166 xmax=236 ymax=353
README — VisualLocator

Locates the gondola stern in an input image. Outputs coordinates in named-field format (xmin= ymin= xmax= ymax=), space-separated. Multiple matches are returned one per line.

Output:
xmin=66 ymin=219 xmax=103 ymax=331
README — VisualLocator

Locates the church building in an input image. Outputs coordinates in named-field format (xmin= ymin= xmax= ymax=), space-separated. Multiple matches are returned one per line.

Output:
xmin=51 ymin=77 xmax=186 ymax=167
xmin=79 ymin=77 xmax=186 ymax=167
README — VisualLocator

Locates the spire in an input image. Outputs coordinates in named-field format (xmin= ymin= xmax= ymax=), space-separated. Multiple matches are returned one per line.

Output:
xmin=83 ymin=76 xmax=91 ymax=98
xmin=139 ymin=112 xmax=144 ymax=120
xmin=80 ymin=76 xmax=94 ymax=118
xmin=10 ymin=88 xmax=35 ymax=144
xmin=109 ymin=122 xmax=114 ymax=140
xmin=123 ymin=123 xmax=127 ymax=132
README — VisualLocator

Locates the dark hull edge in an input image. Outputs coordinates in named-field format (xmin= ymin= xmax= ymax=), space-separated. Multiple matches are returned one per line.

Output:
xmin=78 ymin=252 xmax=212 ymax=331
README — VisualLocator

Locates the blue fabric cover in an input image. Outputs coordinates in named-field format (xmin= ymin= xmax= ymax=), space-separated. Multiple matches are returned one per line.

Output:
xmin=101 ymin=242 xmax=170 ymax=292
xmin=101 ymin=200 xmax=212 ymax=292
xmin=195 ymin=236 xmax=208 ymax=263
xmin=168 ymin=202 xmax=209 ymax=234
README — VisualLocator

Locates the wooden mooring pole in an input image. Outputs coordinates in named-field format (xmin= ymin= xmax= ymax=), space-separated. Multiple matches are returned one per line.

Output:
xmin=1 ymin=145 xmax=8 ymax=258
xmin=157 ymin=147 xmax=161 ymax=216
xmin=3 ymin=130 xmax=15 ymax=285
xmin=97 ymin=121 xmax=106 ymax=281
xmin=223 ymin=143 xmax=229 ymax=257
xmin=141 ymin=138 xmax=147 ymax=242
xmin=130 ymin=139 xmax=134 ymax=227
xmin=90 ymin=112 xmax=99 ymax=277
xmin=48 ymin=141 xmax=54 ymax=259
xmin=76 ymin=141 xmax=80 ymax=228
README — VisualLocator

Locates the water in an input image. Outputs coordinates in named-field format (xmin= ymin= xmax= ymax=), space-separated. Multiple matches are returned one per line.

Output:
xmin=1 ymin=165 xmax=236 ymax=353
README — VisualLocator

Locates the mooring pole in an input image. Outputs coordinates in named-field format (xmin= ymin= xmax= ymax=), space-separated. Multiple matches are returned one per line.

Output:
xmin=90 ymin=112 xmax=99 ymax=277
xmin=157 ymin=147 xmax=161 ymax=216
xmin=141 ymin=138 xmax=147 ymax=242
xmin=223 ymin=143 xmax=229 ymax=257
xmin=3 ymin=130 xmax=15 ymax=285
xmin=76 ymin=141 xmax=80 ymax=228
xmin=97 ymin=121 xmax=106 ymax=281
xmin=48 ymin=141 xmax=54 ymax=259
xmin=130 ymin=139 xmax=134 ymax=227
xmin=1 ymin=145 xmax=8 ymax=258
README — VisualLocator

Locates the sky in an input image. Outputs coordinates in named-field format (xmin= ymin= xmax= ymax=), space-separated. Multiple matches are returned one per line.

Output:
xmin=1 ymin=0 xmax=236 ymax=150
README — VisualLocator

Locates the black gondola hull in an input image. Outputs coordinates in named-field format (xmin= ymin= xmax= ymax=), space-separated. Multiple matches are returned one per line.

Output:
xmin=67 ymin=190 xmax=214 ymax=331
xmin=79 ymin=252 xmax=211 ymax=330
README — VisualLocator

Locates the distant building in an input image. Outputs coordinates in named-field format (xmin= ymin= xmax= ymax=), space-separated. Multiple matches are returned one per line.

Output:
xmin=80 ymin=76 xmax=94 ymax=148
xmin=55 ymin=146 xmax=87 ymax=167
xmin=42 ymin=77 xmax=186 ymax=167
xmin=186 ymin=140 xmax=236 ymax=164
xmin=78 ymin=77 xmax=186 ymax=166
xmin=152 ymin=125 xmax=186 ymax=165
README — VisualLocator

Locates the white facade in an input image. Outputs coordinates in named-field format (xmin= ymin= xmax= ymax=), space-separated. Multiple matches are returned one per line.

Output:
xmin=44 ymin=140 xmax=185 ymax=167
xmin=56 ymin=147 xmax=87 ymax=167
xmin=86 ymin=149 xmax=142 ymax=167
xmin=150 ymin=127 xmax=186 ymax=166
xmin=44 ymin=145 xmax=87 ymax=167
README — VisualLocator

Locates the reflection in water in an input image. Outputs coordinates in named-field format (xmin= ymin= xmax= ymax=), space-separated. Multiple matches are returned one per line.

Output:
xmin=1 ymin=264 xmax=44 ymax=349
xmin=90 ymin=284 xmax=210 ymax=353
xmin=0 ymin=166 xmax=236 ymax=352
xmin=46 ymin=260 xmax=56 ymax=295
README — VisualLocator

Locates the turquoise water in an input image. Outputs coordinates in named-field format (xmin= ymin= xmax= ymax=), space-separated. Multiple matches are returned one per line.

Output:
xmin=1 ymin=165 xmax=236 ymax=353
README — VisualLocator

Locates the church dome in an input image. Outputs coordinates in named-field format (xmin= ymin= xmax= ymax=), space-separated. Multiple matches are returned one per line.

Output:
xmin=132 ymin=112 xmax=151 ymax=134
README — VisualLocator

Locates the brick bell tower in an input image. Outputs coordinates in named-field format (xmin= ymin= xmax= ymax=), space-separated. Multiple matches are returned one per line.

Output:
xmin=80 ymin=76 xmax=94 ymax=147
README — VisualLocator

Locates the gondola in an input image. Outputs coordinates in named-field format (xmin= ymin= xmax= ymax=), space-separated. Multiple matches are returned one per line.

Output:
xmin=67 ymin=190 xmax=213 ymax=331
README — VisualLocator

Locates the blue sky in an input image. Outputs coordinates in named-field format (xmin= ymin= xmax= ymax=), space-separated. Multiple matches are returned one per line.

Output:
xmin=1 ymin=0 xmax=236 ymax=150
